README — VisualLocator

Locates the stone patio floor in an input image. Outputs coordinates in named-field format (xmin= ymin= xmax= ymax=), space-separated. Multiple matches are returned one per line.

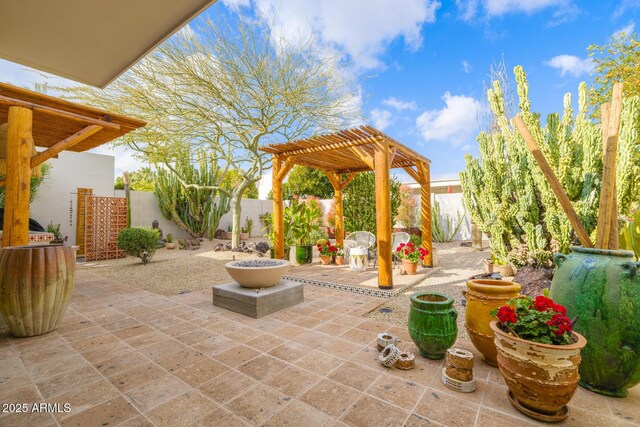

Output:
xmin=1 ymin=270 xmax=638 ymax=427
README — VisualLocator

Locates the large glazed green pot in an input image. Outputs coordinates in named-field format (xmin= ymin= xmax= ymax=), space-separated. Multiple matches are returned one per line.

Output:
xmin=408 ymin=292 xmax=458 ymax=359
xmin=550 ymin=246 xmax=640 ymax=397
xmin=295 ymin=245 xmax=313 ymax=264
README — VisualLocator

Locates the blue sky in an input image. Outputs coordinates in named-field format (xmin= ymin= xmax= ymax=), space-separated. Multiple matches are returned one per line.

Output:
xmin=1 ymin=0 xmax=639 ymax=186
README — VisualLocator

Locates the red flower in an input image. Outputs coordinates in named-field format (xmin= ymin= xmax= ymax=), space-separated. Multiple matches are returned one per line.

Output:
xmin=496 ymin=306 xmax=518 ymax=324
xmin=546 ymin=313 xmax=573 ymax=336
xmin=396 ymin=246 xmax=402 ymax=252
xmin=533 ymin=296 xmax=554 ymax=312
xmin=404 ymin=249 xmax=409 ymax=255
xmin=551 ymin=303 xmax=567 ymax=314
xmin=407 ymin=242 xmax=414 ymax=248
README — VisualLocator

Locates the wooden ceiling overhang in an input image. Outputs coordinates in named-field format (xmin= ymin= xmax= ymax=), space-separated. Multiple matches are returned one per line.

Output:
xmin=260 ymin=125 xmax=431 ymax=175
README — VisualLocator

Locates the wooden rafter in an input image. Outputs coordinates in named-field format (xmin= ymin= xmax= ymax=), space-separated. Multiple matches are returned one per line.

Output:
xmin=348 ymin=146 xmax=375 ymax=169
xmin=275 ymin=156 xmax=296 ymax=182
xmin=31 ymin=125 xmax=103 ymax=168
xmin=403 ymin=166 xmax=422 ymax=184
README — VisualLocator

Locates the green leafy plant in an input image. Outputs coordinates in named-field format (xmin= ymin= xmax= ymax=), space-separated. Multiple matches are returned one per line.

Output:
xmin=288 ymin=197 xmax=322 ymax=246
xmin=343 ymin=172 xmax=401 ymax=235
xmin=46 ymin=221 xmax=63 ymax=240
xmin=409 ymin=235 xmax=422 ymax=247
xmin=431 ymin=196 xmax=465 ymax=243
xmin=395 ymin=241 xmax=429 ymax=263
xmin=0 ymin=163 xmax=51 ymax=208
xmin=620 ymin=209 xmax=640 ymax=260
xmin=244 ymin=217 xmax=254 ymax=237
xmin=226 ymin=223 xmax=233 ymax=232
xmin=491 ymin=293 xmax=574 ymax=345
xmin=166 ymin=233 xmax=174 ymax=243
xmin=262 ymin=213 xmax=295 ymax=248
xmin=117 ymin=228 xmax=160 ymax=264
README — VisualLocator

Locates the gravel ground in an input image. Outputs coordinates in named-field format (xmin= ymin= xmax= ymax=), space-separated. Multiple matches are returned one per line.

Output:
xmin=367 ymin=241 xmax=491 ymax=340
xmin=78 ymin=238 xmax=268 ymax=296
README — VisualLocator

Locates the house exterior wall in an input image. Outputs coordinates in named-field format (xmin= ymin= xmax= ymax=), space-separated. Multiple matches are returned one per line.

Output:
xmin=30 ymin=151 xmax=114 ymax=246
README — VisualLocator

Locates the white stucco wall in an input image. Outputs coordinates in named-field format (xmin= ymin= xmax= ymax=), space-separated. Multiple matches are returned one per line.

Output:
xmin=30 ymin=151 xmax=115 ymax=246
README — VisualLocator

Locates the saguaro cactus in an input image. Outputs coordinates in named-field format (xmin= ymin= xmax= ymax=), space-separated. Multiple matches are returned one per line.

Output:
xmin=461 ymin=66 xmax=640 ymax=266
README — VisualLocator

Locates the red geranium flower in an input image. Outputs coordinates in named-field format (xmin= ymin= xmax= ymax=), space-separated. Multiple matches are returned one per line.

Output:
xmin=496 ymin=306 xmax=518 ymax=324
xmin=533 ymin=296 xmax=554 ymax=312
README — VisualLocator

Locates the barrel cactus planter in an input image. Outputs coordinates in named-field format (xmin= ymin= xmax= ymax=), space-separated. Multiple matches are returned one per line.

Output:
xmin=550 ymin=246 xmax=640 ymax=397
xmin=0 ymin=245 xmax=76 ymax=337
xmin=408 ymin=292 xmax=458 ymax=359
xmin=464 ymin=279 xmax=521 ymax=366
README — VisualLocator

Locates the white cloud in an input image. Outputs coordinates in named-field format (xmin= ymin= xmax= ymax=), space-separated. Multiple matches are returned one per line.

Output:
xmin=545 ymin=55 xmax=593 ymax=77
xmin=613 ymin=0 xmax=640 ymax=19
xmin=382 ymin=97 xmax=417 ymax=111
xmin=0 ymin=59 xmax=76 ymax=90
xmin=245 ymin=0 xmax=441 ymax=69
xmin=221 ymin=0 xmax=251 ymax=11
xmin=456 ymin=0 xmax=576 ymax=22
xmin=415 ymin=92 xmax=481 ymax=145
xmin=370 ymin=109 xmax=393 ymax=131
xmin=462 ymin=60 xmax=472 ymax=73
xmin=614 ymin=20 xmax=636 ymax=37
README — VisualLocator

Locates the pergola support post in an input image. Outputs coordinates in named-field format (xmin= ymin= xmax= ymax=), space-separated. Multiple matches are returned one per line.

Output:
xmin=374 ymin=139 xmax=393 ymax=289
xmin=325 ymin=171 xmax=345 ymax=246
xmin=418 ymin=162 xmax=433 ymax=267
xmin=272 ymin=156 xmax=285 ymax=259
xmin=2 ymin=106 xmax=33 ymax=247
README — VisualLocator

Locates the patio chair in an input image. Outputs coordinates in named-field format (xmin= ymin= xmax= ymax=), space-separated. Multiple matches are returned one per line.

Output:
xmin=343 ymin=231 xmax=376 ymax=264
xmin=372 ymin=231 xmax=411 ymax=267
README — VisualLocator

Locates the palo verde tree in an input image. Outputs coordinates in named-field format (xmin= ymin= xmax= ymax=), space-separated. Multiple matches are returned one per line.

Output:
xmin=61 ymin=17 xmax=359 ymax=247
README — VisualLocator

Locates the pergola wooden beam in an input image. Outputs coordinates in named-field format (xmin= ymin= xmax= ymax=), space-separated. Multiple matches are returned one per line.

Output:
xmin=31 ymin=125 xmax=103 ymax=168
xmin=417 ymin=162 xmax=433 ymax=267
xmin=374 ymin=138 xmax=393 ymax=288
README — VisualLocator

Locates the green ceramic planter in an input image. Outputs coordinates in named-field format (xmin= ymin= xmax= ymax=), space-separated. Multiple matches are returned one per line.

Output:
xmin=550 ymin=246 xmax=640 ymax=397
xmin=269 ymin=247 xmax=290 ymax=261
xmin=408 ymin=292 xmax=458 ymax=359
xmin=295 ymin=245 xmax=313 ymax=264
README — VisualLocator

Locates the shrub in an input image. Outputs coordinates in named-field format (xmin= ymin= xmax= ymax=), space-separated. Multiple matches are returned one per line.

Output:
xmin=343 ymin=172 xmax=400 ymax=234
xmin=409 ymin=235 xmax=422 ymax=247
xmin=117 ymin=228 xmax=159 ymax=264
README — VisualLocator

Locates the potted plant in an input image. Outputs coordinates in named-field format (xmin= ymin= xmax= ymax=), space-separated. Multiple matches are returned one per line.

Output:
xmin=490 ymin=294 xmax=587 ymax=422
xmin=395 ymin=241 xmax=429 ymax=275
xmin=317 ymin=241 xmax=337 ymax=265
xmin=224 ymin=224 xmax=233 ymax=240
xmin=240 ymin=226 xmax=249 ymax=240
xmin=47 ymin=221 xmax=65 ymax=244
xmin=335 ymin=246 xmax=345 ymax=265
xmin=263 ymin=213 xmax=292 ymax=261
xmin=165 ymin=233 xmax=176 ymax=249
xmin=289 ymin=197 xmax=321 ymax=264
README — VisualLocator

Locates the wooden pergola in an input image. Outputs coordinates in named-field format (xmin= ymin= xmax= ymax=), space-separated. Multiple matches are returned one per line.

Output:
xmin=261 ymin=125 xmax=432 ymax=289
xmin=0 ymin=83 xmax=145 ymax=247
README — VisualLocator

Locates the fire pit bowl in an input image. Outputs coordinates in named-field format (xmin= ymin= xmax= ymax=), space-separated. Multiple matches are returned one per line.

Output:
xmin=224 ymin=259 xmax=291 ymax=288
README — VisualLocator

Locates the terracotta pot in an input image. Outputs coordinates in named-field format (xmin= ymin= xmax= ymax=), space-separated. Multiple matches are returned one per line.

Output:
xmin=0 ymin=245 xmax=76 ymax=337
xmin=225 ymin=260 xmax=291 ymax=288
xmin=464 ymin=279 xmax=521 ymax=366
xmin=165 ymin=242 xmax=176 ymax=250
xmin=335 ymin=256 xmax=344 ymax=266
xmin=319 ymin=255 xmax=331 ymax=265
xmin=224 ymin=231 xmax=233 ymax=240
xmin=408 ymin=292 xmax=458 ymax=359
xmin=240 ymin=232 xmax=249 ymax=240
xmin=402 ymin=260 xmax=418 ymax=275
xmin=490 ymin=321 xmax=586 ymax=417
xmin=493 ymin=263 xmax=514 ymax=277
xmin=550 ymin=246 xmax=640 ymax=397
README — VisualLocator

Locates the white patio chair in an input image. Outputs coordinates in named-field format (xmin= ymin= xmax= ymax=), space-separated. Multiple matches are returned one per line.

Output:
xmin=343 ymin=231 xmax=376 ymax=263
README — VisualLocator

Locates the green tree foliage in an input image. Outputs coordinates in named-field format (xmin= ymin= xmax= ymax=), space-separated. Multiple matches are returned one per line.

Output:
xmin=395 ymin=185 xmax=417 ymax=228
xmin=114 ymin=167 xmax=155 ymax=191
xmin=221 ymin=169 xmax=258 ymax=199
xmin=460 ymin=66 xmax=640 ymax=267
xmin=282 ymin=166 xmax=333 ymax=199
xmin=0 ymin=163 xmax=51 ymax=208
xmin=343 ymin=172 xmax=400 ymax=235
xmin=117 ymin=227 xmax=159 ymax=264
xmin=589 ymin=32 xmax=640 ymax=108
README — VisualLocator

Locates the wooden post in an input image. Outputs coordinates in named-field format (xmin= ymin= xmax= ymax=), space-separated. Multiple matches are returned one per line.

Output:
xmin=334 ymin=187 xmax=344 ymax=246
xmin=2 ymin=106 xmax=33 ymax=247
xmin=75 ymin=188 xmax=92 ymax=256
xmin=374 ymin=138 xmax=393 ymax=289
xmin=272 ymin=156 xmax=285 ymax=259
xmin=419 ymin=162 xmax=433 ymax=267
xmin=513 ymin=114 xmax=593 ymax=248
xmin=600 ymin=103 xmax=619 ymax=249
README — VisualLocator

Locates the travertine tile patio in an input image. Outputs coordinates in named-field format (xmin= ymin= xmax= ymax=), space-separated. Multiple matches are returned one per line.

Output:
xmin=0 ymin=270 xmax=638 ymax=427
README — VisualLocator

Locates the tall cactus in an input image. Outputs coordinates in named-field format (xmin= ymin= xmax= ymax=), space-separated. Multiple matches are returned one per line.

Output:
xmin=154 ymin=152 xmax=230 ymax=238
xmin=461 ymin=66 xmax=640 ymax=266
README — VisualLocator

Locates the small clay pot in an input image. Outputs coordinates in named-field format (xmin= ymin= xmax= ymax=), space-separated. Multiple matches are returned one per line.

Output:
xmin=335 ymin=256 xmax=344 ymax=266
xmin=377 ymin=333 xmax=398 ymax=351
xmin=395 ymin=352 xmax=415 ymax=370
xmin=379 ymin=344 xmax=401 ymax=368
xmin=402 ymin=260 xmax=418 ymax=275
xmin=445 ymin=348 xmax=474 ymax=382
xmin=165 ymin=242 xmax=176 ymax=250
xmin=319 ymin=255 xmax=331 ymax=265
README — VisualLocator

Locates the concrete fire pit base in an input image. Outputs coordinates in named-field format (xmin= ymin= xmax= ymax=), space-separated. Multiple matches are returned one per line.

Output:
xmin=212 ymin=280 xmax=303 ymax=318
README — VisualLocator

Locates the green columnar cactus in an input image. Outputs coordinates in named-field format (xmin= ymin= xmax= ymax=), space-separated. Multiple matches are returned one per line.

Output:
xmin=154 ymin=152 xmax=230 ymax=238
xmin=461 ymin=66 xmax=640 ymax=266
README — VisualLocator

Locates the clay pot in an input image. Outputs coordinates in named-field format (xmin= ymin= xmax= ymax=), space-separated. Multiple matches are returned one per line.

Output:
xmin=464 ymin=279 xmax=521 ymax=366
xmin=240 ymin=232 xmax=249 ymax=240
xmin=401 ymin=260 xmax=418 ymax=275
xmin=224 ymin=260 xmax=291 ymax=288
xmin=550 ymin=246 xmax=640 ymax=397
xmin=408 ymin=292 xmax=458 ymax=359
xmin=165 ymin=242 xmax=176 ymax=250
xmin=335 ymin=256 xmax=344 ymax=266
xmin=0 ymin=245 xmax=76 ymax=337
xmin=493 ymin=263 xmax=514 ymax=277
xmin=490 ymin=321 xmax=586 ymax=418
xmin=319 ymin=255 xmax=331 ymax=265
xmin=224 ymin=231 xmax=233 ymax=240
